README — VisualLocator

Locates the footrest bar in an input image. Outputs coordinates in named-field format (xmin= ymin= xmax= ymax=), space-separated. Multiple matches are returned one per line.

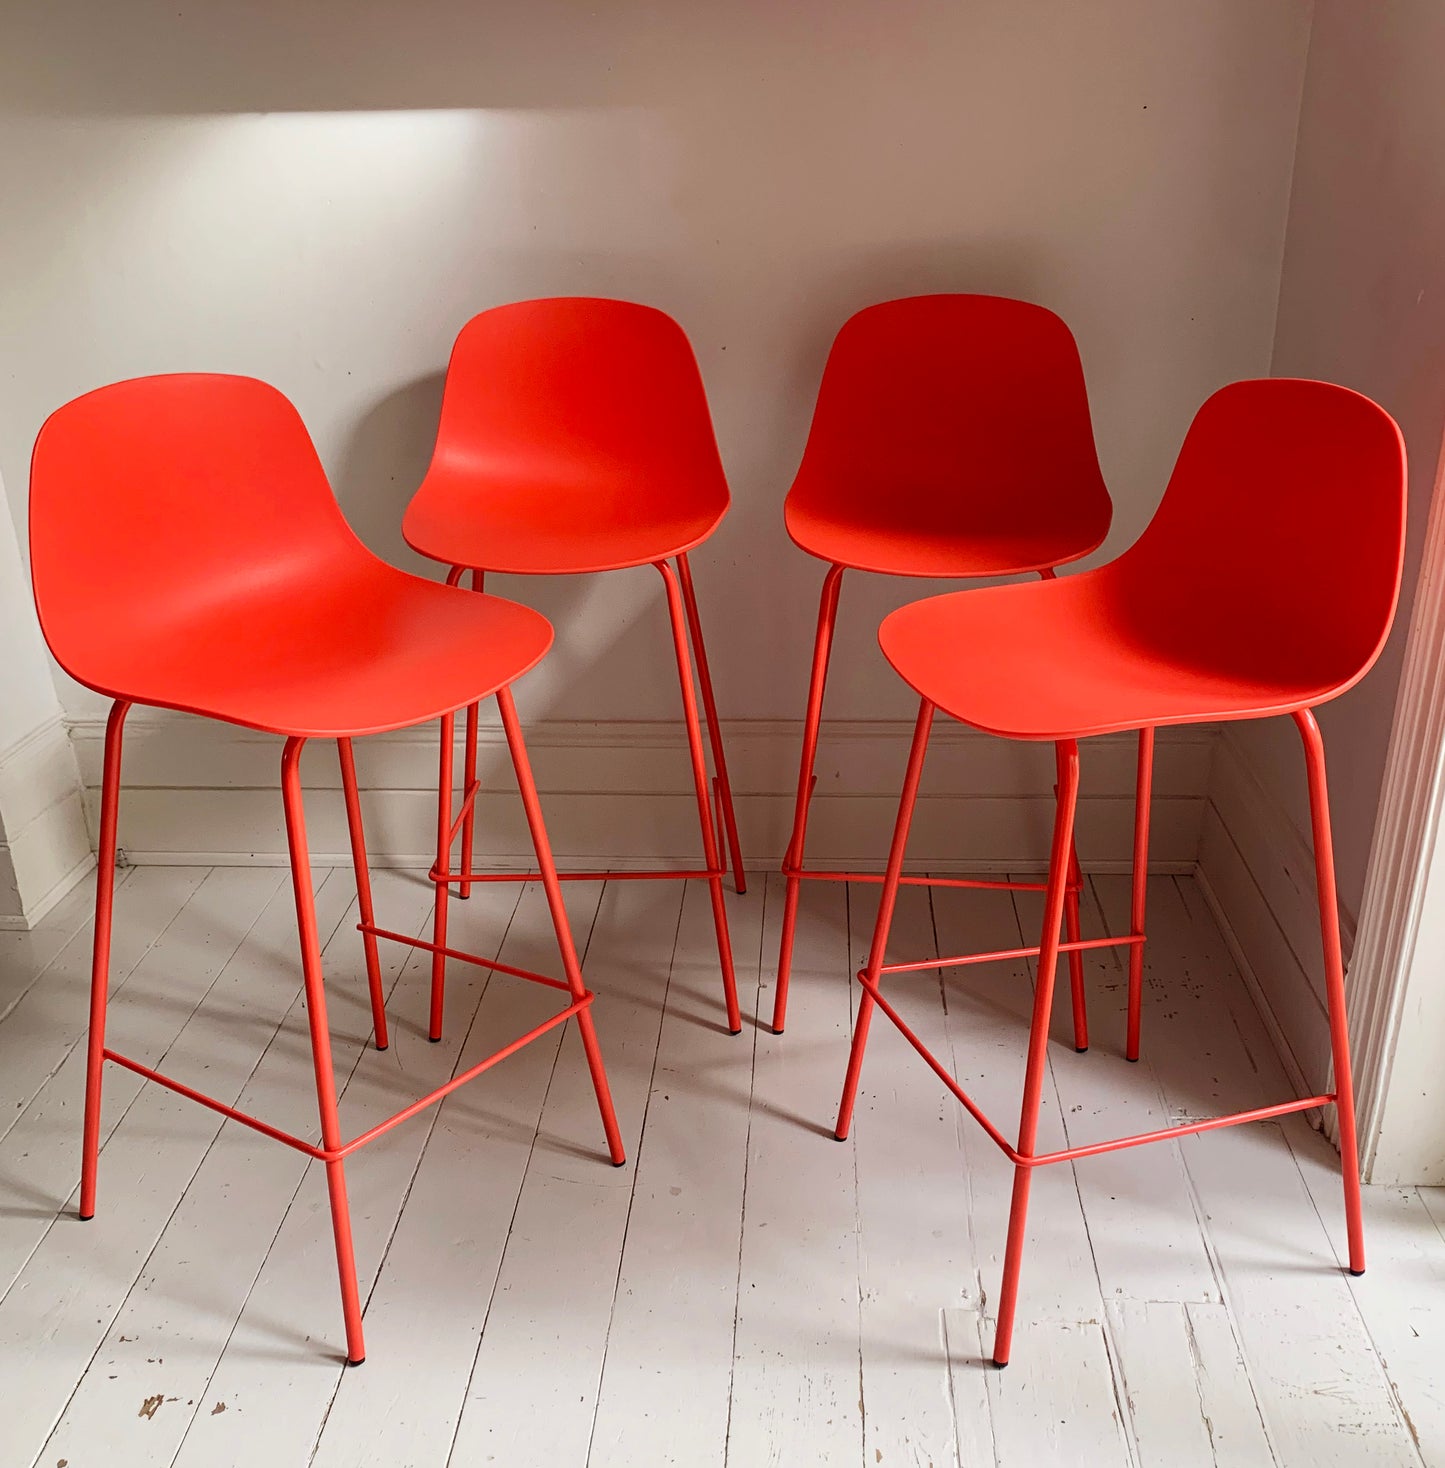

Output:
xmin=429 ymin=867 xmax=721 ymax=886
xmin=880 ymin=933 xmax=1144 ymax=976
xmin=857 ymin=978 xmax=1015 ymax=1156
xmin=337 ymin=995 xmax=592 ymax=1157
xmin=782 ymin=865 xmax=1077 ymax=896
xmin=1029 ymin=1093 xmax=1334 ymax=1166
xmin=102 ymin=991 xmax=593 ymax=1164
xmin=361 ymin=924 xmax=572 ymax=991
xmin=857 ymin=975 xmax=1334 ymax=1168
xmin=103 ymin=1048 xmax=325 ymax=1158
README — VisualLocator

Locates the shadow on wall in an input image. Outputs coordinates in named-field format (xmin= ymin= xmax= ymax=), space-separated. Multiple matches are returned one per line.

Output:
xmin=331 ymin=373 xmax=445 ymax=576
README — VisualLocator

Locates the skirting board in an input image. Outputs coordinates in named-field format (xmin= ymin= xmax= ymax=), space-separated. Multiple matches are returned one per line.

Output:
xmin=1196 ymin=729 xmax=1358 ymax=1101
xmin=0 ymin=716 xmax=95 ymax=929
xmin=68 ymin=712 xmax=1214 ymax=872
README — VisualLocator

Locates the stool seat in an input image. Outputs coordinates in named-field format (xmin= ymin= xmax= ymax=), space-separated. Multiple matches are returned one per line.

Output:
xmin=879 ymin=377 xmax=1404 ymax=743
xmin=785 ymin=494 xmax=1106 ymax=579
xmin=405 ymin=467 xmax=725 ymax=575
xmin=30 ymin=372 xmax=555 ymax=739
xmin=402 ymin=296 xmax=731 ymax=576
xmin=879 ymin=566 xmax=1349 ymax=742
xmin=58 ymin=570 xmax=552 ymax=740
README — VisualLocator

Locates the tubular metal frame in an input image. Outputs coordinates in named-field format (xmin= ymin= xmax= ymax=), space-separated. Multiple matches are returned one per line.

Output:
xmin=79 ymin=688 xmax=625 ymax=1368
xmin=773 ymin=562 xmax=1087 ymax=1036
xmin=831 ymin=697 xmax=1367 ymax=1367
xmin=438 ymin=554 xmax=745 ymax=1034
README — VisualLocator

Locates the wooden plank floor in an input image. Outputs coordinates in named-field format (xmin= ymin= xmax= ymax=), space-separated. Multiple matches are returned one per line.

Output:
xmin=0 ymin=866 xmax=1441 ymax=1467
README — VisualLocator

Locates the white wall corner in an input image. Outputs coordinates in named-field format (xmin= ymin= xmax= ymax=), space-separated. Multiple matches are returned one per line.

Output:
xmin=0 ymin=461 xmax=94 ymax=929
xmin=1195 ymin=726 xmax=1345 ymax=1102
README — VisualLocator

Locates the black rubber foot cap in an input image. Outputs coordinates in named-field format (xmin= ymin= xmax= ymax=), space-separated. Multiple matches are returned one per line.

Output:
xmin=613 ymin=1159 xmax=627 ymax=1168
xmin=1075 ymin=1045 xmax=1089 ymax=1053
xmin=772 ymin=1026 xmax=785 ymax=1036
xmin=346 ymin=1356 xmax=365 ymax=1368
xmin=1349 ymin=1267 xmax=1366 ymax=1277
xmin=729 ymin=1026 xmax=743 ymax=1036
xmin=78 ymin=1213 xmax=94 ymax=1222
xmin=1126 ymin=1055 xmax=1140 ymax=1063
xmin=833 ymin=1132 xmax=848 ymax=1143
xmin=991 ymin=1359 xmax=1008 ymax=1370
xmin=375 ymin=1043 xmax=389 ymax=1052
xmin=428 ymin=1035 xmax=442 ymax=1044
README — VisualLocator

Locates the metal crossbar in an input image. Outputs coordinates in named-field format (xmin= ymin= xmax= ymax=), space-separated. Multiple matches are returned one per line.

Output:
xmin=857 ymin=971 xmax=1333 ymax=1169
xmin=430 ymin=866 xmax=722 ymax=886
xmin=879 ymin=932 xmax=1144 ymax=976
xmin=781 ymin=864 xmax=1075 ymax=895
xmin=103 ymin=926 xmax=592 ymax=1165
xmin=446 ymin=777 xmax=482 ymax=845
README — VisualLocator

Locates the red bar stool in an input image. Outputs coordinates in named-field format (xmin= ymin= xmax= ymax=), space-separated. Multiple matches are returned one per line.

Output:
xmin=29 ymin=374 xmax=625 ymax=1367
xmin=833 ymin=377 xmax=1406 ymax=1365
xmin=773 ymin=295 xmax=1114 ymax=1035
xmin=404 ymin=297 xmax=747 ymax=1034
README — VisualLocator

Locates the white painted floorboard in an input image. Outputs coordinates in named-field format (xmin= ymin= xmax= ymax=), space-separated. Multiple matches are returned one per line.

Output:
xmin=0 ymin=867 xmax=1441 ymax=1466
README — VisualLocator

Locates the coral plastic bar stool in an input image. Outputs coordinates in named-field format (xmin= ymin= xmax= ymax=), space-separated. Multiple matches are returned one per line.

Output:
xmin=29 ymin=375 xmax=625 ymax=1367
xmin=774 ymin=295 xmax=1113 ymax=1034
xmin=833 ymin=378 xmax=1406 ymax=1366
xmin=404 ymin=297 xmax=746 ymax=1033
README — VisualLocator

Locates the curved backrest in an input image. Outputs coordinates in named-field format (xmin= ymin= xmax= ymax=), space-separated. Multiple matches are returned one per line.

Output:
xmin=417 ymin=297 xmax=729 ymax=520
xmin=787 ymin=294 xmax=1112 ymax=557
xmin=30 ymin=374 xmax=367 ymax=687
xmin=1115 ymin=377 xmax=1407 ymax=692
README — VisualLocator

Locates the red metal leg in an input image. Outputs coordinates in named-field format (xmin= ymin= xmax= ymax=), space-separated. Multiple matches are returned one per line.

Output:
xmin=775 ymin=563 xmax=845 ymax=1034
xmin=459 ymin=567 xmax=485 ymax=899
xmin=281 ymin=737 xmax=366 ymax=1366
xmin=1037 ymin=570 xmax=1087 ymax=1051
xmin=657 ymin=560 xmax=741 ymax=1033
xmin=992 ymin=739 xmax=1080 ymax=1367
xmin=79 ymin=698 xmax=131 ymax=1221
xmin=498 ymin=686 xmax=626 ymax=1165
xmin=1295 ymin=709 xmax=1366 ymax=1275
xmin=677 ymin=553 xmax=745 ymax=896
xmin=1056 ymin=741 xmax=1088 ymax=1052
xmin=431 ymin=710 xmax=455 ymax=1042
xmin=337 ymin=738 xmax=389 ymax=1051
xmin=835 ymin=698 xmax=935 ymax=1140
xmin=1126 ymin=727 xmax=1155 ymax=1062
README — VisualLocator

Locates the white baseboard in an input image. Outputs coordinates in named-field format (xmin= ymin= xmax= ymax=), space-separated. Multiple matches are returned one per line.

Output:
xmin=0 ymin=716 xmax=95 ymax=928
xmin=69 ymin=711 xmax=1214 ymax=872
xmin=1196 ymin=730 xmax=1348 ymax=1095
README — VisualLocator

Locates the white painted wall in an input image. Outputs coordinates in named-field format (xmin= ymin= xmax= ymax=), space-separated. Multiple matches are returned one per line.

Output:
xmin=1199 ymin=2 xmax=1445 ymax=1162
xmin=0 ymin=1 xmax=1312 ymax=866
